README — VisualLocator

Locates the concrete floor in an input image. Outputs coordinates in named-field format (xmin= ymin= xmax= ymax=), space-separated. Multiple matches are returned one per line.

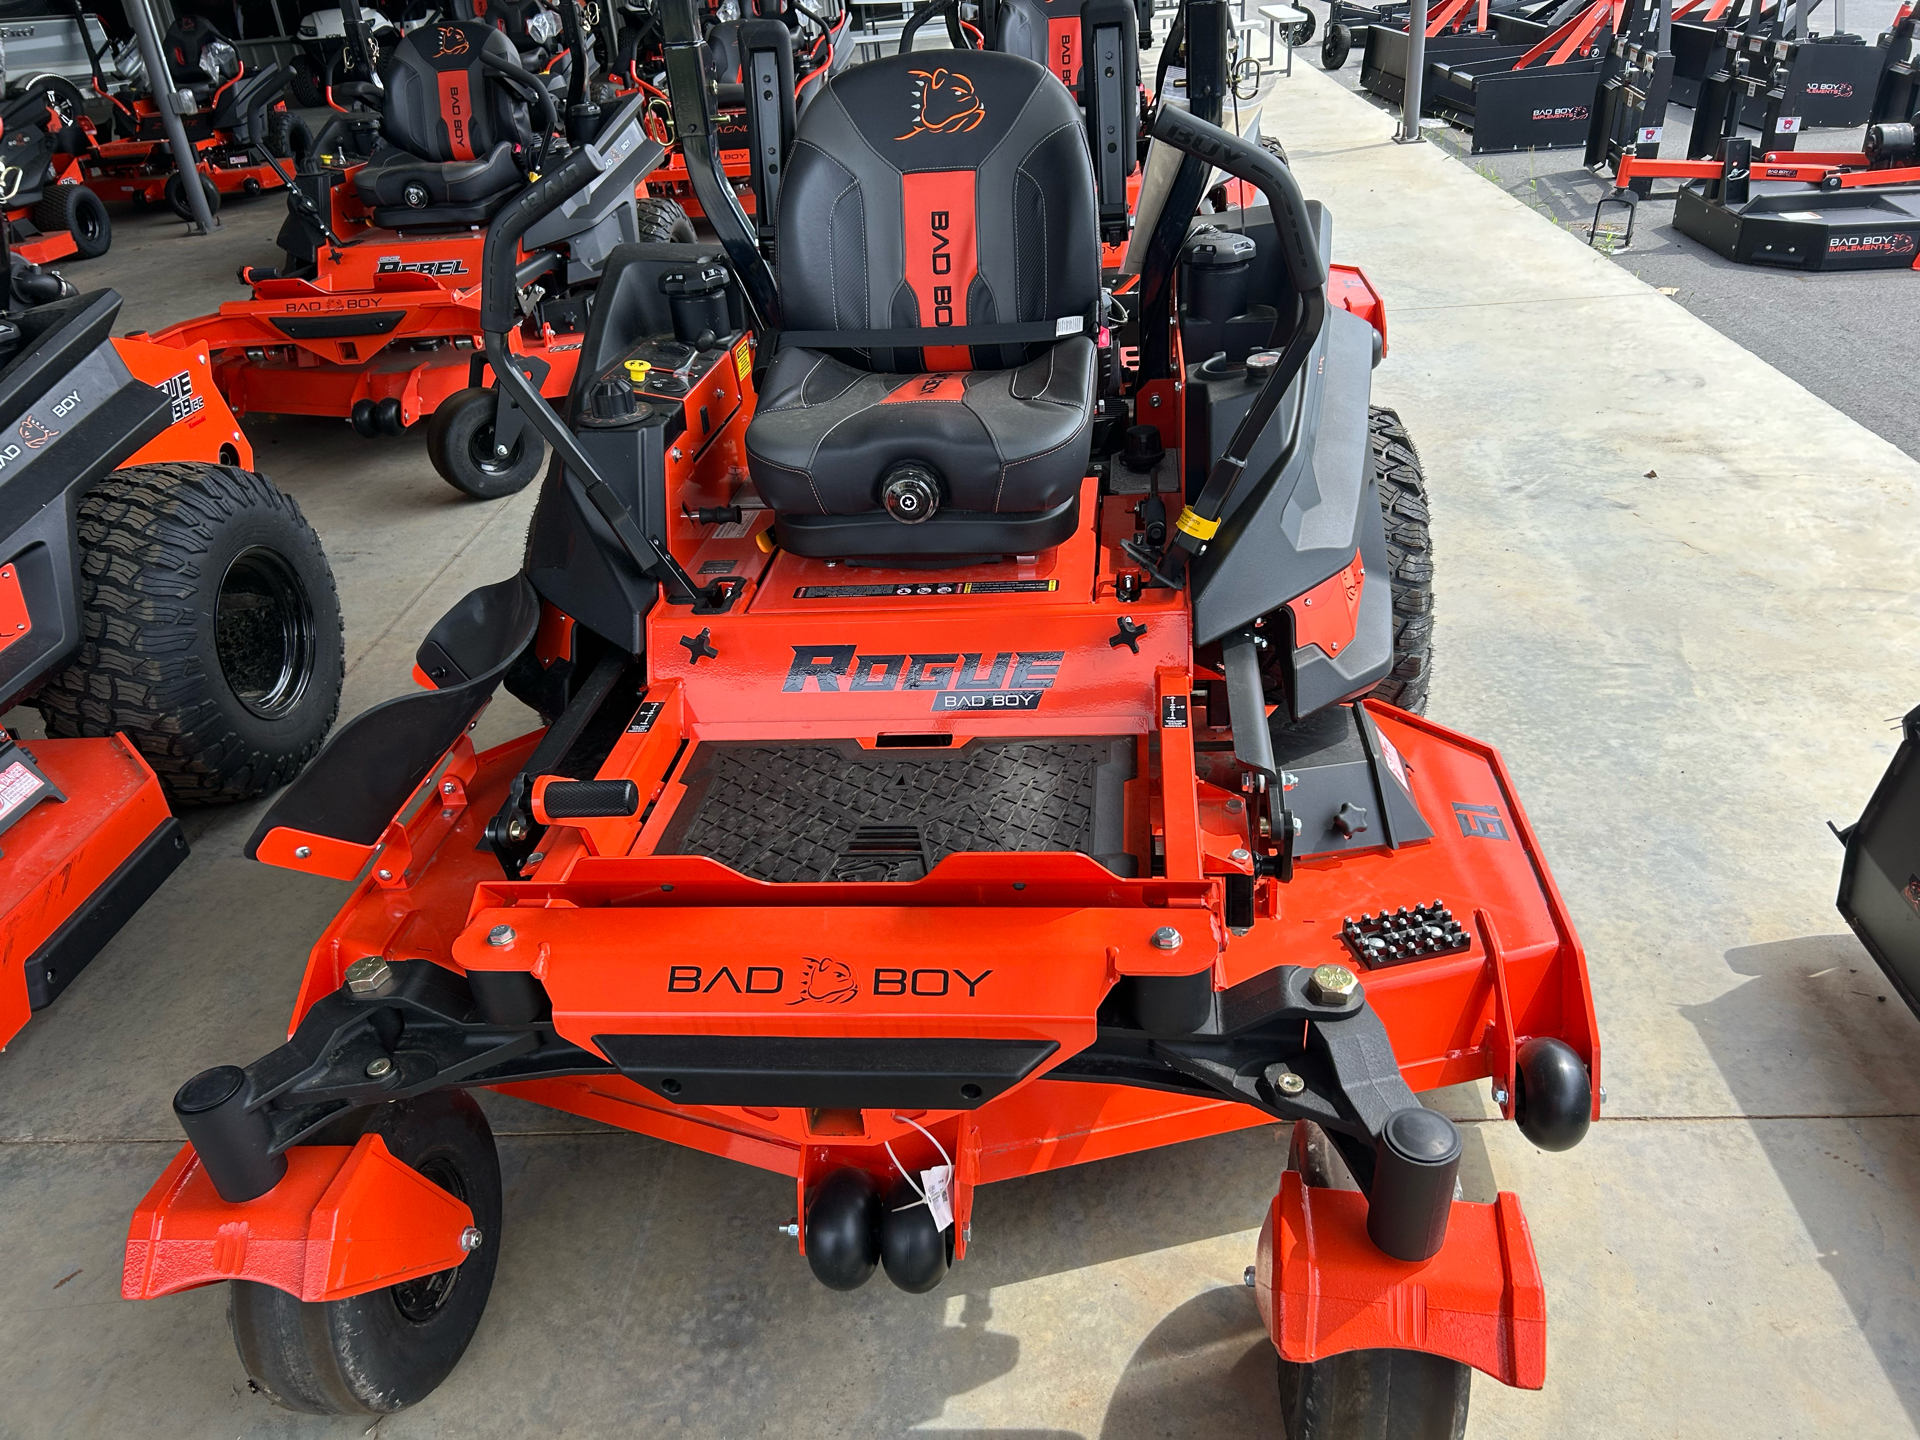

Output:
xmin=5 ymin=59 xmax=1920 ymax=1439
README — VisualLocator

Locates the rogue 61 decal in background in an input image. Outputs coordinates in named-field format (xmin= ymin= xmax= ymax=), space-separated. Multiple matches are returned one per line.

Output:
xmin=785 ymin=645 xmax=1063 ymax=710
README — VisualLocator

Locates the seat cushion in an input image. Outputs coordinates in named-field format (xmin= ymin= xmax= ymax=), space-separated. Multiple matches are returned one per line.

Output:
xmin=746 ymin=335 xmax=1096 ymax=516
xmin=355 ymin=141 xmax=522 ymax=228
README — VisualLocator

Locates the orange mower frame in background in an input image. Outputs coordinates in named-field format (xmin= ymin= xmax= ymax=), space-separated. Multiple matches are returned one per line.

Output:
xmin=0 ymin=263 xmax=345 ymax=1052
xmin=118 ymin=4 xmax=1601 ymax=1435
xmin=136 ymin=29 xmax=675 ymax=500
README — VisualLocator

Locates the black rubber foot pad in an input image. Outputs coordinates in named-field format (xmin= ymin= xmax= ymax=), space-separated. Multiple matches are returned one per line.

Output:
xmin=665 ymin=739 xmax=1134 ymax=883
xmin=1341 ymin=902 xmax=1470 ymax=967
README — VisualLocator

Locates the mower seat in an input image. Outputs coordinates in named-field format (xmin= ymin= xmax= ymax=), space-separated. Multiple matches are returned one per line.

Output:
xmin=161 ymin=12 xmax=238 ymax=89
xmin=355 ymin=21 xmax=537 ymax=228
xmin=744 ymin=51 xmax=1101 ymax=559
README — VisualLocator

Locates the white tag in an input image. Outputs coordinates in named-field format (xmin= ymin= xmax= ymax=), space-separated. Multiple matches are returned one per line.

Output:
xmin=1776 ymin=116 xmax=1802 ymax=132
xmin=920 ymin=1165 xmax=955 ymax=1231
xmin=1055 ymin=316 xmax=1085 ymax=336
xmin=1639 ymin=126 xmax=1663 ymax=143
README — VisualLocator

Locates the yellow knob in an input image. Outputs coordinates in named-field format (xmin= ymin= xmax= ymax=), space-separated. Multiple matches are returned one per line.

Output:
xmin=624 ymin=359 xmax=652 ymax=385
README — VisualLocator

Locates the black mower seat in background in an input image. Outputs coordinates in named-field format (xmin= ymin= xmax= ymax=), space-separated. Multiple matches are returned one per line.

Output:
xmin=354 ymin=21 xmax=536 ymax=228
xmin=744 ymin=51 xmax=1101 ymax=557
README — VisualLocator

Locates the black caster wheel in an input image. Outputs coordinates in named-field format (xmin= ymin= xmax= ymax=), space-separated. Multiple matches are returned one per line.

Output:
xmin=425 ymin=386 xmax=548 ymax=500
xmin=350 ymin=398 xmax=380 ymax=438
xmin=375 ymin=396 xmax=406 ymax=435
xmin=227 ymin=1091 xmax=501 ymax=1414
xmin=1322 ymin=21 xmax=1353 ymax=69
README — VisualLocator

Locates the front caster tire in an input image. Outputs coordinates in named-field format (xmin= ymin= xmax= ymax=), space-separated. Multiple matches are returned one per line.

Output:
xmin=1276 ymin=1122 xmax=1471 ymax=1440
xmin=1366 ymin=407 xmax=1433 ymax=714
xmin=426 ymin=387 xmax=547 ymax=499
xmin=32 ymin=462 xmax=344 ymax=805
xmin=229 ymin=1091 xmax=502 ymax=1415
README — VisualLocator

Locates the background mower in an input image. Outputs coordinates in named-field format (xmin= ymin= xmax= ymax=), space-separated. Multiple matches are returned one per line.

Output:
xmin=0 ymin=245 xmax=344 ymax=1054
xmin=141 ymin=17 xmax=675 ymax=498
xmin=78 ymin=7 xmax=304 ymax=219
xmin=119 ymin=2 xmax=1599 ymax=1435
xmin=0 ymin=75 xmax=114 ymax=265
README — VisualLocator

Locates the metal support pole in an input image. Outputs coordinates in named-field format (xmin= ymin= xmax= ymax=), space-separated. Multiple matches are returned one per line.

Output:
xmin=1395 ymin=0 xmax=1428 ymax=141
xmin=1657 ymin=0 xmax=1671 ymax=51
xmin=124 ymin=0 xmax=218 ymax=232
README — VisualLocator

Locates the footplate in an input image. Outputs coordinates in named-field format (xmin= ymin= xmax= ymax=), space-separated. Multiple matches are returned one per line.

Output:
xmin=664 ymin=738 xmax=1136 ymax=881
xmin=1255 ymin=1171 xmax=1547 ymax=1388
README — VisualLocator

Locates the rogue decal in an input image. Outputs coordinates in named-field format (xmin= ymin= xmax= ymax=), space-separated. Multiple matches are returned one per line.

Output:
xmin=157 ymin=370 xmax=206 ymax=423
xmin=784 ymin=644 xmax=1062 ymax=710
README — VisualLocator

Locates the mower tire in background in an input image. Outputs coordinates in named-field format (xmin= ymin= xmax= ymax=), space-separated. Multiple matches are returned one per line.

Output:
xmin=32 ymin=186 xmax=111 ymax=260
xmin=633 ymin=195 xmax=696 ymax=243
xmin=32 ymin=462 xmax=344 ymax=805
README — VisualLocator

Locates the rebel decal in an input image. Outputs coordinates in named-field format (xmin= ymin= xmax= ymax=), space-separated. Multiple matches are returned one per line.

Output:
xmin=784 ymin=645 xmax=1062 ymax=710
xmin=377 ymin=255 xmax=469 ymax=275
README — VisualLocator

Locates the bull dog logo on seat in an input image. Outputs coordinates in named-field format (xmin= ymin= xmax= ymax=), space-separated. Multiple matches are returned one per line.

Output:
xmin=433 ymin=25 xmax=470 ymax=56
xmin=898 ymin=68 xmax=985 ymax=139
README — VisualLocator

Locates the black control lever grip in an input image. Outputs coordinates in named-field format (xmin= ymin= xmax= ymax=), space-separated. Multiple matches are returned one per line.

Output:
xmin=480 ymin=143 xmax=609 ymax=333
xmin=1146 ymin=104 xmax=1326 ymax=290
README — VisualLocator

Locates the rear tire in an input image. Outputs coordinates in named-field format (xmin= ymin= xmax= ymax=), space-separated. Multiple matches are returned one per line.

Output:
xmin=426 ymin=387 xmax=547 ymax=499
xmin=32 ymin=184 xmax=111 ymax=259
xmin=1288 ymin=9 xmax=1317 ymax=43
xmin=164 ymin=170 xmax=221 ymax=221
xmin=229 ymin=1091 xmax=502 ymax=1415
xmin=634 ymin=195 xmax=696 ymax=243
xmin=32 ymin=463 xmax=344 ymax=805
xmin=1366 ymin=407 xmax=1432 ymax=714
xmin=1276 ymin=1122 xmax=1471 ymax=1440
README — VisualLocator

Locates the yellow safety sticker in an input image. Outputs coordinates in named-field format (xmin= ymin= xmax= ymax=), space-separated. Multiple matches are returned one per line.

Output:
xmin=1174 ymin=507 xmax=1221 ymax=541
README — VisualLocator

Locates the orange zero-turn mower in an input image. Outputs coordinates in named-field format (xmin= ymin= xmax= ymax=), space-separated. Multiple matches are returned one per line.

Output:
xmin=0 ymin=259 xmax=345 ymax=1054
xmin=0 ymin=77 xmax=113 ymax=266
xmin=120 ymin=4 xmax=1599 ymax=1432
xmin=79 ymin=10 xmax=306 ymax=219
xmin=132 ymin=23 xmax=678 ymax=499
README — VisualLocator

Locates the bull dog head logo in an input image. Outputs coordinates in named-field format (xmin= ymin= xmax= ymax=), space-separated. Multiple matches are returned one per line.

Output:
xmin=434 ymin=25 xmax=470 ymax=56
xmin=898 ymin=68 xmax=985 ymax=140
xmin=789 ymin=955 xmax=858 ymax=1004
xmin=17 ymin=414 xmax=57 ymax=450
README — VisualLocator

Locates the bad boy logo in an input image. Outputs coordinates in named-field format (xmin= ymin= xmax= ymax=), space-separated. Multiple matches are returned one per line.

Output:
xmin=898 ymin=68 xmax=985 ymax=139
xmin=434 ymin=25 xmax=469 ymax=56
xmin=789 ymin=955 xmax=858 ymax=1005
